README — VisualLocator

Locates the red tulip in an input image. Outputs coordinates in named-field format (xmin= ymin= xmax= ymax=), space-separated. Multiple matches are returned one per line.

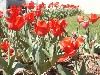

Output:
xmin=38 ymin=2 xmax=46 ymax=9
xmin=22 ymin=1 xmax=35 ymax=9
xmin=50 ymin=19 xmax=67 ymax=36
xmin=58 ymin=37 xmax=84 ymax=62
xmin=10 ymin=48 xmax=14 ymax=53
xmin=25 ymin=11 xmax=35 ymax=23
xmin=0 ymin=42 xmax=9 ymax=52
xmin=90 ymin=40 xmax=95 ymax=48
xmin=81 ymin=21 xmax=89 ymax=28
xmin=6 ymin=48 xmax=14 ymax=56
xmin=35 ymin=10 xmax=42 ymax=17
xmin=57 ymin=53 xmax=68 ymax=62
xmin=75 ymin=37 xmax=84 ymax=49
xmin=54 ymin=2 xmax=59 ymax=8
xmin=7 ymin=6 xmax=22 ymax=17
xmin=77 ymin=15 xmax=84 ymax=23
xmin=88 ymin=13 xmax=99 ymax=23
xmin=34 ymin=20 xmax=50 ymax=36
xmin=48 ymin=2 xmax=53 ymax=8
xmin=6 ymin=15 xmax=25 ymax=31
xmin=0 ymin=11 xmax=3 ymax=18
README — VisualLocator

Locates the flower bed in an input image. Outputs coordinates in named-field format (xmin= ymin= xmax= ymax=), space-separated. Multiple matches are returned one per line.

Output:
xmin=0 ymin=1 xmax=100 ymax=75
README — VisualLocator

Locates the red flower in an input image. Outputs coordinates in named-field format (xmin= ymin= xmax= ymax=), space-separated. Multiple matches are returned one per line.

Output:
xmin=35 ymin=10 xmax=42 ymax=17
xmin=88 ymin=13 xmax=99 ymax=23
xmin=50 ymin=19 xmax=67 ymax=36
xmin=57 ymin=53 xmax=68 ymax=62
xmin=54 ymin=2 xmax=59 ymax=8
xmin=39 ymin=2 xmax=46 ymax=9
xmin=48 ymin=2 xmax=53 ymax=8
xmin=10 ymin=48 xmax=14 ymax=53
xmin=25 ymin=11 xmax=35 ymax=23
xmin=6 ymin=15 xmax=25 ymax=31
xmin=58 ymin=37 xmax=84 ymax=62
xmin=7 ymin=6 xmax=22 ymax=17
xmin=34 ymin=20 xmax=50 ymax=36
xmin=22 ymin=1 xmax=35 ymax=9
xmin=0 ymin=42 xmax=9 ymax=52
xmin=77 ymin=15 xmax=84 ymax=23
xmin=60 ymin=4 xmax=68 ymax=9
xmin=90 ymin=40 xmax=95 ymax=48
xmin=81 ymin=20 xmax=89 ymax=28
xmin=6 ymin=48 xmax=14 ymax=56
xmin=0 ymin=11 xmax=3 ymax=18
xmin=75 ymin=37 xmax=84 ymax=49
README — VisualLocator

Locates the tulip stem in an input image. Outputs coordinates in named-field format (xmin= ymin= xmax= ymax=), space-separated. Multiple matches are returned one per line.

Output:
xmin=8 ymin=30 xmax=11 ymax=65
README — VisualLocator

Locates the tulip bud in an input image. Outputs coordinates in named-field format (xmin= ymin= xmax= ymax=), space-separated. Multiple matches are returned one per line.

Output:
xmin=72 ymin=32 xmax=77 ymax=38
xmin=81 ymin=21 xmax=89 ymax=28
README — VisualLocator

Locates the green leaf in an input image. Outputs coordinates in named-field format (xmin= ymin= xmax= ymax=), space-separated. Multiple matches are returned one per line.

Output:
xmin=57 ymin=64 xmax=74 ymax=75
xmin=94 ymin=33 xmax=97 ymax=41
xmin=12 ymin=62 xmax=26 ymax=74
xmin=0 ymin=26 xmax=3 ymax=34
xmin=35 ymin=45 xmax=45 ymax=64
xmin=48 ymin=44 xmax=54 ymax=58
xmin=42 ymin=49 xmax=51 ymax=58
xmin=79 ymin=60 xmax=86 ymax=75
xmin=0 ymin=58 xmax=8 ymax=72
xmin=0 ymin=48 xmax=2 ymax=56
xmin=31 ymin=64 xmax=38 ymax=75
xmin=38 ymin=61 xmax=52 ymax=74
xmin=8 ymin=55 xmax=15 ymax=70
xmin=23 ymin=70 xmax=30 ymax=75
xmin=19 ymin=39 xmax=30 ymax=50
xmin=35 ymin=49 xmax=40 ymax=64
xmin=23 ymin=51 xmax=29 ymax=63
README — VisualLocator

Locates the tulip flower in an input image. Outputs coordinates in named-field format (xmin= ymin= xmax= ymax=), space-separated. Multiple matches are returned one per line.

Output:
xmin=0 ymin=42 xmax=9 ymax=52
xmin=34 ymin=20 xmax=50 ymax=36
xmin=0 ymin=11 xmax=3 ymax=18
xmin=88 ymin=13 xmax=99 ymax=23
xmin=6 ymin=48 xmax=14 ymax=56
xmin=50 ymin=19 xmax=67 ymax=36
xmin=57 ymin=37 xmax=84 ymax=62
xmin=77 ymin=15 xmax=84 ymax=23
xmin=25 ymin=11 xmax=35 ymax=23
xmin=7 ymin=6 xmax=22 ymax=17
xmin=48 ymin=2 xmax=53 ymax=8
xmin=22 ymin=1 xmax=35 ymax=9
xmin=6 ymin=15 xmax=25 ymax=31
xmin=35 ymin=10 xmax=42 ymax=17
xmin=38 ymin=2 xmax=46 ymax=9
xmin=81 ymin=20 xmax=89 ymax=28
xmin=54 ymin=2 xmax=59 ymax=8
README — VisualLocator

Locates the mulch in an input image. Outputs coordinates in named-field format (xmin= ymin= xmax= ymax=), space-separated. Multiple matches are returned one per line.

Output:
xmin=0 ymin=53 xmax=100 ymax=75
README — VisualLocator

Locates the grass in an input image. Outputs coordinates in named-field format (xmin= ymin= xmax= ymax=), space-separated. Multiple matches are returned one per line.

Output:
xmin=65 ymin=14 xmax=100 ymax=43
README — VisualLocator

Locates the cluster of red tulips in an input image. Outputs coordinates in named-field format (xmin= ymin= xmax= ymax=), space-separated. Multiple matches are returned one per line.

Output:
xmin=0 ymin=41 xmax=14 ymax=57
xmin=77 ymin=14 xmax=100 ymax=28
xmin=0 ymin=1 xmax=99 ymax=63
xmin=48 ymin=2 xmax=79 ymax=9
